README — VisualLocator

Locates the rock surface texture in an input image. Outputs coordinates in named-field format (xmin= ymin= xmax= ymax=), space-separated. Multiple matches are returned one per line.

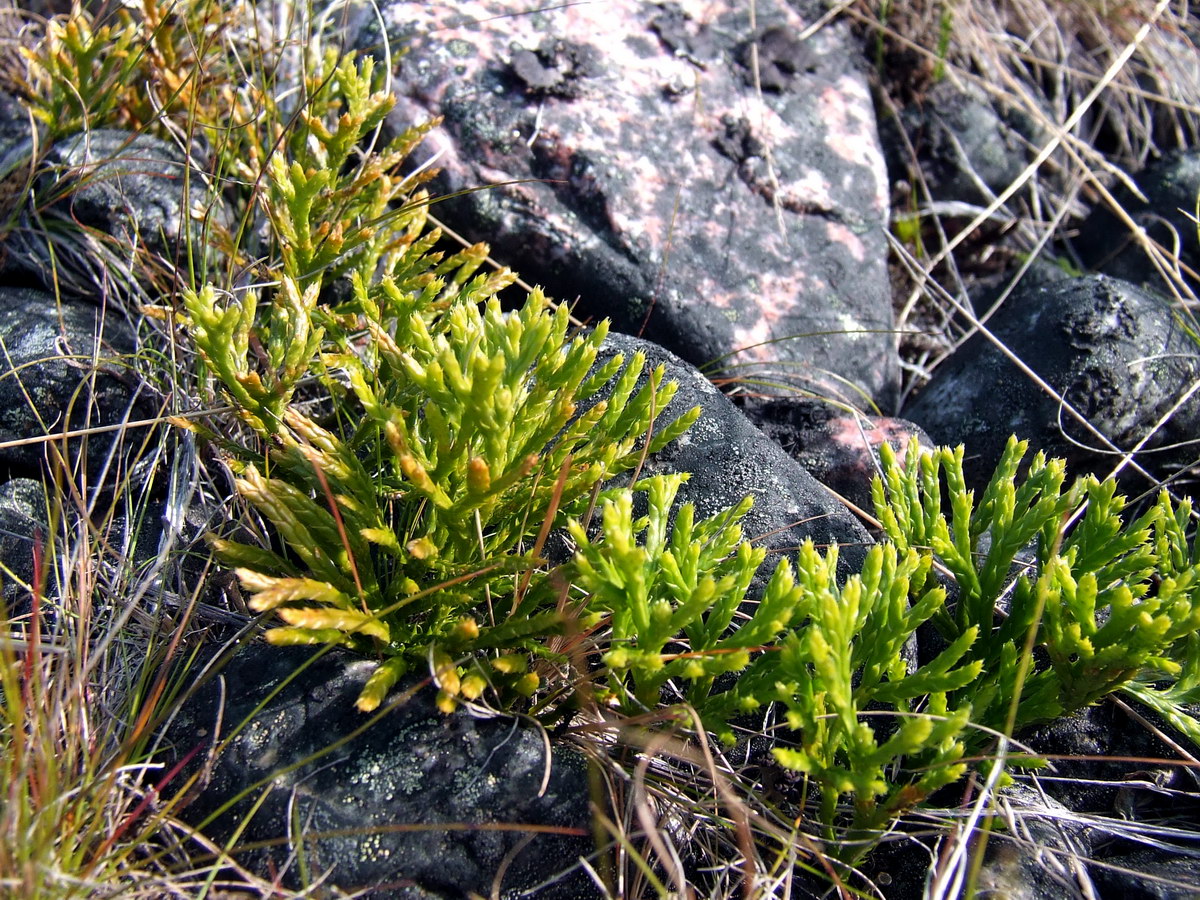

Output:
xmin=0 ymin=477 xmax=48 ymax=612
xmin=1073 ymin=148 xmax=1200 ymax=296
xmin=593 ymin=331 xmax=873 ymax=579
xmin=735 ymin=394 xmax=932 ymax=509
xmin=6 ymin=129 xmax=226 ymax=298
xmin=1019 ymin=704 xmax=1200 ymax=900
xmin=880 ymin=78 xmax=1046 ymax=209
xmin=352 ymin=0 xmax=899 ymax=409
xmin=903 ymin=274 xmax=1200 ymax=491
xmin=0 ymin=286 xmax=152 ymax=482
xmin=972 ymin=784 xmax=1094 ymax=900
xmin=165 ymin=645 xmax=597 ymax=900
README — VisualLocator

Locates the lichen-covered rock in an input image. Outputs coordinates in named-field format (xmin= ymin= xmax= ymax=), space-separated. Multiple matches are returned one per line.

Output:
xmin=7 ymin=129 xmax=227 ymax=297
xmin=735 ymin=395 xmax=932 ymax=509
xmin=902 ymin=275 xmax=1200 ymax=492
xmin=163 ymin=644 xmax=597 ymax=900
xmin=0 ymin=287 xmax=154 ymax=482
xmin=594 ymin=332 xmax=872 ymax=579
xmin=1073 ymin=149 xmax=1200 ymax=295
xmin=351 ymin=0 xmax=899 ymax=408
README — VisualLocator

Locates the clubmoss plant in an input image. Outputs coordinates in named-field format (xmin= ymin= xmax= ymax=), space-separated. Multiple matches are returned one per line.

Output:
xmin=22 ymin=0 xmax=282 ymax=153
xmin=1124 ymin=634 xmax=1200 ymax=747
xmin=569 ymin=473 xmax=801 ymax=712
xmin=570 ymin=474 xmax=980 ymax=861
xmin=875 ymin=435 xmax=1200 ymax=738
xmin=181 ymin=48 xmax=700 ymax=712
xmin=568 ymin=435 xmax=1200 ymax=865
xmin=260 ymin=52 xmax=438 ymax=290
xmin=21 ymin=12 xmax=141 ymax=138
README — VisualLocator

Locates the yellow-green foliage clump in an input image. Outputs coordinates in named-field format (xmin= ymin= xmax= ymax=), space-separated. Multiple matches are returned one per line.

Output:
xmin=569 ymin=437 xmax=1200 ymax=861
xmin=182 ymin=49 xmax=700 ymax=713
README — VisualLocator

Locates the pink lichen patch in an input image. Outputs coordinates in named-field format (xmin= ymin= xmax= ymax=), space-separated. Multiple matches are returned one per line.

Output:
xmin=605 ymin=159 xmax=675 ymax=250
xmin=826 ymin=415 xmax=932 ymax=462
xmin=728 ymin=270 xmax=827 ymax=363
xmin=780 ymin=169 xmax=837 ymax=213
xmin=702 ymin=288 xmax=739 ymax=311
xmin=878 ymin=421 xmax=935 ymax=461
xmin=828 ymin=415 xmax=892 ymax=452
xmin=825 ymin=221 xmax=866 ymax=263
xmin=818 ymin=78 xmax=889 ymax=215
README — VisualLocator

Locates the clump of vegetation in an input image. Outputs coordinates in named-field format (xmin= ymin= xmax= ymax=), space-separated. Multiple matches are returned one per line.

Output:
xmin=572 ymin=480 xmax=980 ymax=862
xmin=568 ymin=437 xmax=1200 ymax=866
xmin=877 ymin=437 xmax=1200 ymax=733
xmin=192 ymin=188 xmax=1200 ymax=868
xmin=182 ymin=46 xmax=699 ymax=716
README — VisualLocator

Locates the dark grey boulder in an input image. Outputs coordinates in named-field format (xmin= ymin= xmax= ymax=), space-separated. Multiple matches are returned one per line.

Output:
xmin=7 ymin=129 xmax=227 ymax=297
xmin=902 ymin=275 xmax=1200 ymax=491
xmin=1019 ymin=701 xmax=1196 ymax=821
xmin=1073 ymin=149 xmax=1200 ymax=296
xmin=0 ymin=287 xmax=154 ymax=483
xmin=849 ymin=835 xmax=941 ymax=900
xmin=595 ymin=331 xmax=873 ymax=579
xmin=1017 ymin=702 xmax=1200 ymax=900
xmin=735 ymin=394 xmax=933 ymax=510
xmin=352 ymin=0 xmax=899 ymax=409
xmin=163 ymin=644 xmax=597 ymax=900
xmin=0 ymin=467 xmax=237 ymax=628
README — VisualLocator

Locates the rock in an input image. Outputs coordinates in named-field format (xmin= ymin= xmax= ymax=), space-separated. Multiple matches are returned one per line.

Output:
xmin=0 ymin=287 xmax=155 ymax=483
xmin=593 ymin=331 xmax=873 ymax=580
xmin=880 ymin=79 xmax=1045 ymax=208
xmin=851 ymin=834 xmax=940 ymax=900
xmin=902 ymin=275 xmax=1200 ymax=492
xmin=1073 ymin=149 xmax=1200 ymax=295
xmin=163 ymin=644 xmax=598 ymax=900
xmin=1016 ymin=703 xmax=1200 ymax=900
xmin=734 ymin=395 xmax=933 ymax=510
xmin=7 ymin=129 xmax=227 ymax=298
xmin=0 ymin=89 xmax=39 ymax=236
xmin=0 ymin=477 xmax=48 ymax=613
xmin=1018 ymin=702 xmax=1195 ymax=821
xmin=351 ymin=0 xmax=899 ymax=409
xmin=0 ymin=465 xmax=236 ymax=631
